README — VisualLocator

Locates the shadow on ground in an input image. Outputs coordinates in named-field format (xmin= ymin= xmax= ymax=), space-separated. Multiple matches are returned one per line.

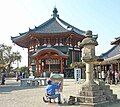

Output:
xmin=0 ymin=82 xmax=42 ymax=93
xmin=43 ymin=102 xmax=120 ymax=107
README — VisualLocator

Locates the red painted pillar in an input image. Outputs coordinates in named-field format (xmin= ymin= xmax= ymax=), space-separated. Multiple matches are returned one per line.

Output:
xmin=36 ymin=59 xmax=40 ymax=76
xmin=60 ymin=58 xmax=63 ymax=73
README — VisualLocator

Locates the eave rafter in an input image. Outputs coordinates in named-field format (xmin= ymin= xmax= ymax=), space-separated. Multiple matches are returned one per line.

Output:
xmin=13 ymin=31 xmax=84 ymax=48
xmin=36 ymin=53 xmax=64 ymax=60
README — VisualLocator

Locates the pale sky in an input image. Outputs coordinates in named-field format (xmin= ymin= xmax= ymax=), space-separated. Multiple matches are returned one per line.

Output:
xmin=0 ymin=0 xmax=120 ymax=67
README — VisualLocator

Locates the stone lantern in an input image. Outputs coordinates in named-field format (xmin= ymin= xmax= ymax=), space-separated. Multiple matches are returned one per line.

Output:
xmin=78 ymin=30 xmax=117 ymax=107
xmin=80 ymin=30 xmax=98 ymax=85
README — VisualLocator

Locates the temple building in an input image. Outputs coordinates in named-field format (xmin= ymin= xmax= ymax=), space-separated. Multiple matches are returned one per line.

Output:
xmin=100 ymin=36 xmax=120 ymax=72
xmin=11 ymin=8 xmax=85 ymax=77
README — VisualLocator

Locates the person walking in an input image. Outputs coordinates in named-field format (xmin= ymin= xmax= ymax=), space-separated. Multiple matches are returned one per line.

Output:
xmin=1 ymin=73 xmax=6 ymax=85
xmin=112 ymin=70 xmax=115 ymax=84
xmin=115 ymin=70 xmax=119 ymax=85
xmin=98 ymin=72 xmax=101 ymax=79
xmin=101 ymin=70 xmax=105 ymax=81
xmin=106 ymin=69 xmax=112 ymax=84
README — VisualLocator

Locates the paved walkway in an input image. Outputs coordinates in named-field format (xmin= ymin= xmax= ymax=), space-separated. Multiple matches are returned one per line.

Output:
xmin=0 ymin=78 xmax=120 ymax=107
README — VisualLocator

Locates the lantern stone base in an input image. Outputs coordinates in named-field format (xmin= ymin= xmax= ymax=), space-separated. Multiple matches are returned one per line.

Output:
xmin=78 ymin=102 xmax=109 ymax=107
xmin=77 ymin=80 xmax=117 ymax=107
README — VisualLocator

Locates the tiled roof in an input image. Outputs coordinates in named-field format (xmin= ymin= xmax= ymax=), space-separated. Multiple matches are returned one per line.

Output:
xmin=33 ymin=18 xmax=68 ymax=33
xmin=32 ymin=47 xmax=68 ymax=58
xmin=100 ymin=45 xmax=120 ymax=59
xmin=38 ymin=46 xmax=69 ymax=54
xmin=11 ymin=8 xmax=85 ymax=43
xmin=111 ymin=36 xmax=120 ymax=45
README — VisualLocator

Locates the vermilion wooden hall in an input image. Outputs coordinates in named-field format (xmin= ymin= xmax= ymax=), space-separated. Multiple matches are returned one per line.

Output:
xmin=11 ymin=8 xmax=85 ymax=77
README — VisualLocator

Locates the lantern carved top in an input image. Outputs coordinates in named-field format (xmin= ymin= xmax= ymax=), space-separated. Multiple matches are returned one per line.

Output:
xmin=80 ymin=30 xmax=98 ymax=47
xmin=80 ymin=30 xmax=99 ymax=62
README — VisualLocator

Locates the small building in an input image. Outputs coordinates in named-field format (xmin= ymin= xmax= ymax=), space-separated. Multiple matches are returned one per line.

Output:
xmin=100 ymin=36 xmax=120 ymax=72
xmin=11 ymin=8 xmax=85 ymax=77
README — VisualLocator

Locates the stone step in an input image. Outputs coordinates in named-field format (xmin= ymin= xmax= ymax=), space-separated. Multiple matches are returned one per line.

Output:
xmin=77 ymin=95 xmax=107 ymax=103
xmin=81 ymin=85 xmax=99 ymax=91
xmin=79 ymin=101 xmax=109 ymax=107
xmin=80 ymin=90 xmax=105 ymax=96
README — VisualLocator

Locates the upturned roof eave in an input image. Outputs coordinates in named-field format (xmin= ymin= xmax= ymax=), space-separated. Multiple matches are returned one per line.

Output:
xmin=11 ymin=30 xmax=85 ymax=45
xmin=11 ymin=17 xmax=54 ymax=42
xmin=111 ymin=39 xmax=120 ymax=45
xmin=111 ymin=36 xmax=120 ymax=45
xmin=11 ymin=31 xmax=29 ymax=42
xmin=11 ymin=30 xmax=84 ymax=48
xmin=11 ymin=31 xmax=71 ymax=43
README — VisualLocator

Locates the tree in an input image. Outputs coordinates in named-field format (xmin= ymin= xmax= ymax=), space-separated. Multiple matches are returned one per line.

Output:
xmin=16 ymin=66 xmax=28 ymax=73
xmin=0 ymin=44 xmax=21 ymax=73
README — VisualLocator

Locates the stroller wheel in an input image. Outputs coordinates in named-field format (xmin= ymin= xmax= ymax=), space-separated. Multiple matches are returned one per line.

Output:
xmin=43 ymin=97 xmax=48 ymax=103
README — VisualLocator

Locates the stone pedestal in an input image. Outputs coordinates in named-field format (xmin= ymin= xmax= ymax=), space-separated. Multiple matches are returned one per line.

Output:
xmin=77 ymin=80 xmax=117 ymax=107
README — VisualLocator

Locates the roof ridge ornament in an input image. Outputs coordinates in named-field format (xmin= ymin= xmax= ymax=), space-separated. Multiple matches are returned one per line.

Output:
xmin=29 ymin=27 xmax=32 ymax=31
xmin=52 ymin=7 xmax=59 ymax=18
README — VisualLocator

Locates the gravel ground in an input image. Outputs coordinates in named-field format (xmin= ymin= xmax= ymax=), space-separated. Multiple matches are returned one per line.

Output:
xmin=0 ymin=78 xmax=120 ymax=107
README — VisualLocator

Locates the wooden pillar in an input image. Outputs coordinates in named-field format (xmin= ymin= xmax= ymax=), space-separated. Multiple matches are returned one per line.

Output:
xmin=60 ymin=58 xmax=63 ymax=73
xmin=34 ymin=45 xmax=35 ymax=52
xmin=72 ymin=50 xmax=74 ymax=63
xmin=28 ymin=48 xmax=30 ymax=68
xmin=117 ymin=61 xmax=120 ymax=72
xmin=72 ymin=46 xmax=75 ymax=63
xmin=58 ymin=38 xmax=60 ymax=46
xmin=79 ymin=48 xmax=82 ymax=62
xmin=39 ymin=60 xmax=42 ymax=74
xmin=48 ymin=59 xmax=51 ymax=72
xmin=36 ymin=59 xmax=39 ymax=74
xmin=96 ymin=66 xmax=99 ymax=79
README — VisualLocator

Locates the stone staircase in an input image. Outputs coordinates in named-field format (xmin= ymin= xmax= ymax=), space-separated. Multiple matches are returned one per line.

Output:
xmin=76 ymin=80 xmax=117 ymax=107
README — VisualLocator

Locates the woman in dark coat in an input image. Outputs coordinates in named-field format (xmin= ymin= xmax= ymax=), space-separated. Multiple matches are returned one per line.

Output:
xmin=1 ymin=73 xmax=6 ymax=85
